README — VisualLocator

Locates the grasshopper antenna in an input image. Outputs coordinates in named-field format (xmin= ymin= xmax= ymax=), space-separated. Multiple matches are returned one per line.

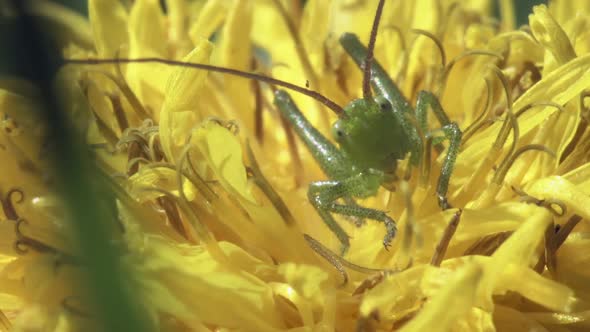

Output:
xmin=362 ymin=0 xmax=386 ymax=100
xmin=64 ymin=57 xmax=346 ymax=117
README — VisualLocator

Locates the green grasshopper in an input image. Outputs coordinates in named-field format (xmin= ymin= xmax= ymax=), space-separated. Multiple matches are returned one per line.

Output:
xmin=67 ymin=0 xmax=461 ymax=255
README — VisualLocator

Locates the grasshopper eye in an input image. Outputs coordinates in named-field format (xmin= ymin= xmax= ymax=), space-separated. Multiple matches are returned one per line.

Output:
xmin=375 ymin=96 xmax=390 ymax=111
xmin=332 ymin=120 xmax=346 ymax=140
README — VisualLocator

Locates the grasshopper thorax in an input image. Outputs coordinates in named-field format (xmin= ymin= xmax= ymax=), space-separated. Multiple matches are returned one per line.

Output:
xmin=332 ymin=96 xmax=409 ymax=173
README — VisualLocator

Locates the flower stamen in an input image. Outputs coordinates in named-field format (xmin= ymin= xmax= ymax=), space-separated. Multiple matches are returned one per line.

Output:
xmin=553 ymin=215 xmax=582 ymax=248
xmin=430 ymin=209 xmax=462 ymax=266
xmin=380 ymin=25 xmax=407 ymax=83
xmin=1 ymin=188 xmax=24 ymax=221
xmin=462 ymin=78 xmax=493 ymax=145
xmin=245 ymin=142 xmax=295 ymax=226
xmin=493 ymin=144 xmax=556 ymax=185
xmin=0 ymin=310 xmax=11 ymax=330
xmin=463 ymin=231 xmax=512 ymax=256
xmin=441 ymin=51 xmax=503 ymax=97
xmin=79 ymin=67 xmax=149 ymax=121
xmin=411 ymin=29 xmax=446 ymax=67
xmin=126 ymin=156 xmax=150 ymax=176
xmin=13 ymin=219 xmax=59 ymax=255
xmin=544 ymin=215 xmax=582 ymax=275
xmin=156 ymin=195 xmax=187 ymax=239
xmin=108 ymin=93 xmax=129 ymax=132
xmin=514 ymin=101 xmax=564 ymax=119
xmin=511 ymin=185 xmax=566 ymax=216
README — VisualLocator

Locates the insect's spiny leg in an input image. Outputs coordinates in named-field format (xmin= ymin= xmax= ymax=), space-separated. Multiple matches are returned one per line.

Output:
xmin=305 ymin=234 xmax=397 ymax=287
xmin=343 ymin=196 xmax=366 ymax=227
xmin=328 ymin=203 xmax=397 ymax=250
xmin=307 ymin=181 xmax=351 ymax=255
xmin=304 ymin=234 xmax=349 ymax=286
xmin=278 ymin=112 xmax=304 ymax=187
xmin=308 ymin=176 xmax=397 ymax=252
xmin=362 ymin=0 xmax=387 ymax=100
xmin=274 ymin=90 xmax=350 ymax=178
xmin=264 ymin=83 xmax=304 ymax=182
xmin=339 ymin=33 xmax=413 ymax=112
xmin=415 ymin=90 xmax=451 ymax=132
xmin=245 ymin=143 xmax=297 ymax=226
xmin=434 ymin=123 xmax=461 ymax=210
xmin=414 ymin=90 xmax=461 ymax=209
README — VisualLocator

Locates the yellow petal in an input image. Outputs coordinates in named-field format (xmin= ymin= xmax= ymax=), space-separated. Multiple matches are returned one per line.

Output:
xmin=190 ymin=121 xmax=255 ymax=203
xmin=461 ymin=54 xmax=590 ymax=167
xmin=166 ymin=0 xmax=189 ymax=48
xmin=496 ymin=264 xmax=574 ymax=312
xmin=162 ymin=42 xmax=213 ymax=114
xmin=475 ymin=209 xmax=552 ymax=309
xmin=554 ymin=235 xmax=590 ymax=300
xmin=188 ymin=0 xmax=227 ymax=44
xmin=88 ymin=0 xmax=128 ymax=57
xmin=360 ymin=265 xmax=426 ymax=318
xmin=269 ymin=282 xmax=314 ymax=328
xmin=563 ymin=163 xmax=590 ymax=193
xmin=126 ymin=0 xmax=169 ymax=105
xmin=277 ymin=263 xmax=330 ymax=302
xmin=528 ymin=176 xmax=590 ymax=220
xmin=0 ymin=222 xmax=17 ymax=256
xmin=300 ymin=0 xmax=331 ymax=70
xmin=530 ymin=5 xmax=576 ymax=68
xmin=127 ymin=166 xmax=196 ymax=202
xmin=160 ymin=40 xmax=213 ymax=161
xmin=128 ymin=0 xmax=168 ymax=53
xmin=0 ymin=293 xmax=21 ymax=311
xmin=549 ymin=1 xmax=590 ymax=25
xmin=491 ymin=209 xmax=550 ymax=268
xmin=400 ymin=263 xmax=483 ymax=332
xmin=137 ymin=237 xmax=285 ymax=330
xmin=456 ymin=203 xmax=540 ymax=243
xmin=494 ymin=305 xmax=552 ymax=332
xmin=213 ymin=0 xmax=253 ymax=130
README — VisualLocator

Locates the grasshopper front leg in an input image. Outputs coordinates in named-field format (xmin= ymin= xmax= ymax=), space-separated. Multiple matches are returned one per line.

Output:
xmin=415 ymin=91 xmax=462 ymax=209
xmin=274 ymin=90 xmax=353 ymax=179
xmin=308 ymin=173 xmax=397 ymax=255
xmin=343 ymin=196 xmax=367 ymax=227
xmin=307 ymin=181 xmax=351 ymax=255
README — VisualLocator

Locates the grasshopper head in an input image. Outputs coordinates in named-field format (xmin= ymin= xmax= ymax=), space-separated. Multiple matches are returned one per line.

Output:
xmin=332 ymin=96 xmax=409 ymax=171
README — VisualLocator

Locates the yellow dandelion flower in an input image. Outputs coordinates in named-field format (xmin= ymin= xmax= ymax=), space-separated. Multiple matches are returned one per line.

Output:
xmin=2 ymin=0 xmax=590 ymax=331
